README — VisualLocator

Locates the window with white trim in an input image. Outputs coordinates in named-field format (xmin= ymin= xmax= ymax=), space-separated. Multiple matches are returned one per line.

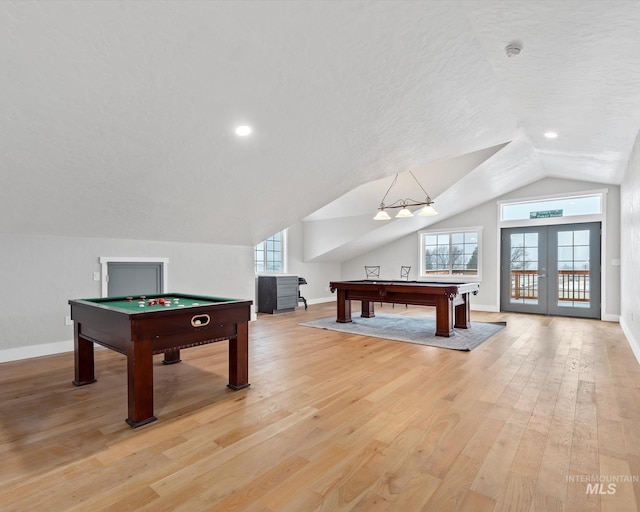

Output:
xmin=419 ymin=228 xmax=481 ymax=279
xmin=500 ymin=193 xmax=602 ymax=222
xmin=255 ymin=231 xmax=286 ymax=273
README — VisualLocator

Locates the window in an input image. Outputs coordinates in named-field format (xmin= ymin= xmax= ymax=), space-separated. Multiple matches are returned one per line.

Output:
xmin=500 ymin=193 xmax=603 ymax=222
xmin=419 ymin=228 xmax=481 ymax=279
xmin=255 ymin=231 xmax=286 ymax=273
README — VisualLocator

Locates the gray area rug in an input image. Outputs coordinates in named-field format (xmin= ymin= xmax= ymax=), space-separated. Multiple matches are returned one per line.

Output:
xmin=300 ymin=313 xmax=506 ymax=351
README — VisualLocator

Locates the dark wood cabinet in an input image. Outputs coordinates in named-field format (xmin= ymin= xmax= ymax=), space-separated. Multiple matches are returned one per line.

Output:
xmin=258 ymin=275 xmax=298 ymax=314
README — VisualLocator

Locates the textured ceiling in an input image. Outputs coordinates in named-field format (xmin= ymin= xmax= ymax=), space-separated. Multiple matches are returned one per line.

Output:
xmin=2 ymin=1 xmax=639 ymax=258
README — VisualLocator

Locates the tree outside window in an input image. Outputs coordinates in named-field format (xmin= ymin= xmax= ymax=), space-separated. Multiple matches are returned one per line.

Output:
xmin=421 ymin=229 xmax=480 ymax=278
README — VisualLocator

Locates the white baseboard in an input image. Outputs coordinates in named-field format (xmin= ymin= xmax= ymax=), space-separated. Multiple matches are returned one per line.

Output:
xmin=0 ymin=339 xmax=74 ymax=364
xmin=620 ymin=316 xmax=640 ymax=366
xmin=601 ymin=313 xmax=620 ymax=322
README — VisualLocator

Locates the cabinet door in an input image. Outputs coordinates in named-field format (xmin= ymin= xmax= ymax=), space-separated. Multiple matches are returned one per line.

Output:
xmin=275 ymin=276 xmax=298 ymax=311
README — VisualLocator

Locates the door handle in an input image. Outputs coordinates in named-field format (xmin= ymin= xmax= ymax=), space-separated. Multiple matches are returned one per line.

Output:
xmin=538 ymin=274 xmax=546 ymax=278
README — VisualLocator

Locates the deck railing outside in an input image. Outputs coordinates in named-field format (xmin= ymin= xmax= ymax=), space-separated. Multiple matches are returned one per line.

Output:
xmin=511 ymin=270 xmax=539 ymax=300
xmin=511 ymin=269 xmax=590 ymax=302
xmin=557 ymin=269 xmax=590 ymax=301
xmin=424 ymin=269 xmax=478 ymax=276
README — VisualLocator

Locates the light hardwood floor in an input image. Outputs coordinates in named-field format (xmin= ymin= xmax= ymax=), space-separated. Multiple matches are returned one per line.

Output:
xmin=1 ymin=303 xmax=639 ymax=511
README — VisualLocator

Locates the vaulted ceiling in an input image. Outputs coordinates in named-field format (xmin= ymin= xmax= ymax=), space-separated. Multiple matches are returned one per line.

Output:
xmin=2 ymin=1 xmax=639 ymax=260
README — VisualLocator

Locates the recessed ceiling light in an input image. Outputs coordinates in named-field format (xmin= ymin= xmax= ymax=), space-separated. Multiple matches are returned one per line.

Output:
xmin=235 ymin=125 xmax=252 ymax=137
xmin=544 ymin=131 xmax=558 ymax=139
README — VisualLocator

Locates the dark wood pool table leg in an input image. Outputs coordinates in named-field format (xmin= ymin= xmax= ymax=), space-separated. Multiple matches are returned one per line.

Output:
xmin=162 ymin=349 xmax=181 ymax=365
xmin=126 ymin=339 xmax=157 ymax=428
xmin=435 ymin=296 xmax=454 ymax=337
xmin=360 ymin=300 xmax=375 ymax=318
xmin=228 ymin=322 xmax=250 ymax=390
xmin=72 ymin=325 xmax=97 ymax=386
xmin=336 ymin=290 xmax=352 ymax=323
xmin=454 ymin=293 xmax=471 ymax=329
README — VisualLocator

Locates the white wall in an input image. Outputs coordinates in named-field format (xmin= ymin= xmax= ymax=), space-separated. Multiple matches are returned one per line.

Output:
xmin=342 ymin=177 xmax=621 ymax=317
xmin=0 ymin=234 xmax=255 ymax=362
xmin=286 ymin=221 xmax=341 ymax=303
xmin=303 ymin=214 xmax=375 ymax=262
xmin=620 ymin=130 xmax=640 ymax=362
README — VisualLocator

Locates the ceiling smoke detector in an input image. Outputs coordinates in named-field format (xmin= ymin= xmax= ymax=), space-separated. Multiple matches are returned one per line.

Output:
xmin=505 ymin=42 xmax=522 ymax=58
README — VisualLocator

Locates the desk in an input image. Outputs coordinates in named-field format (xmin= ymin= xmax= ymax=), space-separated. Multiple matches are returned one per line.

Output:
xmin=329 ymin=280 xmax=479 ymax=337
xmin=69 ymin=293 xmax=252 ymax=427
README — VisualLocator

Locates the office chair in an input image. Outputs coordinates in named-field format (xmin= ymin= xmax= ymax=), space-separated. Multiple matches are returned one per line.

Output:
xmin=298 ymin=277 xmax=308 ymax=310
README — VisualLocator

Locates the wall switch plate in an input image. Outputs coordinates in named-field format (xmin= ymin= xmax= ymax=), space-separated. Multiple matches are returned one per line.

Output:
xmin=65 ymin=316 xmax=73 ymax=326
xmin=93 ymin=272 xmax=101 ymax=281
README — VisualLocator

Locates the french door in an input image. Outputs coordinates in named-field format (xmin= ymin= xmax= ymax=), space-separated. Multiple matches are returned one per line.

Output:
xmin=500 ymin=222 xmax=601 ymax=319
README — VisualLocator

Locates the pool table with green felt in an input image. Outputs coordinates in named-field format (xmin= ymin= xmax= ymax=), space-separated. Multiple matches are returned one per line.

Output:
xmin=69 ymin=293 xmax=253 ymax=427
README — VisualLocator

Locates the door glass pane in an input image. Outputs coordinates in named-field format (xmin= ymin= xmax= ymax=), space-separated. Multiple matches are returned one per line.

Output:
xmin=558 ymin=247 xmax=573 ymax=260
xmin=511 ymin=233 xmax=524 ymax=246
xmin=510 ymin=233 xmax=539 ymax=305
xmin=557 ymin=231 xmax=573 ymax=245
xmin=557 ymin=230 xmax=590 ymax=308
xmin=524 ymin=233 xmax=538 ymax=246
xmin=574 ymin=230 xmax=589 ymax=245
xmin=511 ymin=247 xmax=521 ymax=260
xmin=574 ymin=246 xmax=589 ymax=260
